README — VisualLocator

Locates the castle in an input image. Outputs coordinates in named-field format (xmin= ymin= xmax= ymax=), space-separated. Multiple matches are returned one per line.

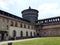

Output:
xmin=0 ymin=7 xmax=60 ymax=41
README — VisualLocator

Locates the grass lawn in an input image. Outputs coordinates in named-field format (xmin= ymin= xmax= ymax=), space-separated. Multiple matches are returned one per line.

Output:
xmin=3 ymin=37 xmax=60 ymax=45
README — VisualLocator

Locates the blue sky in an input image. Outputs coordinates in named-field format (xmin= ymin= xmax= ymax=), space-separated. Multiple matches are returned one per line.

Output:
xmin=0 ymin=0 xmax=60 ymax=19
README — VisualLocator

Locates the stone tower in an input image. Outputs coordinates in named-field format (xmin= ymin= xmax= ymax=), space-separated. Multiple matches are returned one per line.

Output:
xmin=21 ymin=7 xmax=39 ymax=23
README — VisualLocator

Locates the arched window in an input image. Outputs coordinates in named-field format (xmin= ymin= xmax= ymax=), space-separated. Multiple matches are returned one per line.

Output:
xmin=26 ymin=31 xmax=28 ymax=37
xmin=34 ymin=32 xmax=35 ymax=36
xmin=13 ymin=30 xmax=16 ymax=37
xmin=20 ymin=31 xmax=23 ymax=37
xmin=6 ymin=33 xmax=8 ymax=36
xmin=30 ymin=32 xmax=32 ymax=37
xmin=0 ymin=34 xmax=1 ymax=40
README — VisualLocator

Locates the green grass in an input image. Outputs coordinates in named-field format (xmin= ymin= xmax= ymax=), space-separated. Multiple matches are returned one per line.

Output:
xmin=3 ymin=37 xmax=60 ymax=45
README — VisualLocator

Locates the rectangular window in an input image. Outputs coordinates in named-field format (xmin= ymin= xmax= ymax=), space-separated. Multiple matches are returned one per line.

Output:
xmin=7 ymin=25 xmax=9 ymax=30
xmin=15 ymin=22 xmax=18 ymax=27
xmin=24 ymin=24 xmax=26 ymax=28
xmin=6 ymin=18 xmax=9 ymax=23
xmin=3 ymin=18 xmax=5 ymax=22
xmin=11 ymin=21 xmax=13 ymax=26
xmin=31 ymin=26 xmax=33 ymax=29
xmin=28 ymin=25 xmax=30 ymax=29
xmin=20 ymin=23 xmax=22 ymax=28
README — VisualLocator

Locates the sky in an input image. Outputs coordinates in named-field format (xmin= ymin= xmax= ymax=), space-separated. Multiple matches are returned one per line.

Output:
xmin=0 ymin=0 xmax=60 ymax=20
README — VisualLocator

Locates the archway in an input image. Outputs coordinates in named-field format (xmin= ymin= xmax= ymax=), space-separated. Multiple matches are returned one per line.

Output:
xmin=13 ymin=30 xmax=16 ymax=39
xmin=34 ymin=32 xmax=35 ymax=36
xmin=26 ymin=31 xmax=28 ymax=37
xmin=20 ymin=31 xmax=23 ymax=37
xmin=0 ymin=31 xmax=7 ymax=41
xmin=30 ymin=32 xmax=32 ymax=37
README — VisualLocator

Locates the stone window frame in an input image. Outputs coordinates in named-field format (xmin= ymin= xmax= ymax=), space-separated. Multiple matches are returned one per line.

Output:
xmin=13 ymin=30 xmax=16 ymax=37
xmin=10 ymin=21 xmax=14 ymax=26
xmin=24 ymin=24 xmax=26 ymax=28
xmin=28 ymin=25 xmax=30 ymax=29
xmin=26 ymin=31 xmax=28 ymax=37
xmin=20 ymin=31 xmax=23 ymax=37
xmin=20 ymin=23 xmax=23 ymax=28
xmin=15 ymin=22 xmax=18 ymax=27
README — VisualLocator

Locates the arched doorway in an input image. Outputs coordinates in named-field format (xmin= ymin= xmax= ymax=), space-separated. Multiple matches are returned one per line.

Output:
xmin=26 ymin=31 xmax=28 ymax=37
xmin=34 ymin=32 xmax=35 ymax=36
xmin=0 ymin=31 xmax=7 ymax=41
xmin=37 ymin=33 xmax=39 ymax=37
xmin=0 ymin=34 xmax=1 ymax=41
xmin=13 ymin=30 xmax=16 ymax=39
xmin=4 ymin=33 xmax=8 ymax=41
xmin=20 ymin=31 xmax=23 ymax=37
xmin=30 ymin=32 xmax=32 ymax=37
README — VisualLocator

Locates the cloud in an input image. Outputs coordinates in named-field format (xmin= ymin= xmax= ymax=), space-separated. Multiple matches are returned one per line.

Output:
xmin=0 ymin=0 xmax=15 ymax=10
xmin=0 ymin=0 xmax=8 ymax=9
xmin=37 ymin=3 xmax=60 ymax=19
xmin=0 ymin=0 xmax=60 ymax=19
xmin=0 ymin=0 xmax=29 ymax=10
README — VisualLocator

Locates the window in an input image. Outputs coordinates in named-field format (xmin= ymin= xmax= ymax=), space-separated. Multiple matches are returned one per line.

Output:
xmin=0 ymin=33 xmax=1 ymax=37
xmin=28 ymin=25 xmax=30 ymax=29
xmin=45 ymin=20 xmax=47 ymax=23
xmin=24 ymin=24 xmax=26 ymax=28
xmin=34 ymin=32 xmax=35 ymax=36
xmin=53 ymin=19 xmax=55 ymax=21
xmin=15 ymin=22 xmax=18 ymax=27
xmin=26 ymin=31 xmax=28 ymax=37
xmin=31 ymin=26 xmax=33 ymax=29
xmin=33 ymin=26 xmax=35 ymax=30
xmin=30 ymin=26 xmax=31 ymax=29
xmin=49 ymin=20 xmax=51 ymax=22
xmin=3 ymin=18 xmax=5 ymax=22
xmin=31 ymin=26 xmax=34 ymax=29
xmin=44 ymin=32 xmax=46 ymax=34
xmin=20 ymin=31 xmax=23 ymax=37
xmin=41 ymin=21 xmax=43 ymax=23
xmin=30 ymin=32 xmax=32 ymax=37
xmin=6 ymin=19 xmax=9 ymax=23
xmin=13 ymin=30 xmax=16 ymax=37
xmin=58 ymin=18 xmax=59 ymax=21
xmin=20 ymin=23 xmax=22 ymax=28
xmin=55 ymin=19 xmax=58 ymax=21
xmin=6 ymin=33 xmax=8 ymax=36
xmin=11 ymin=21 xmax=13 ymax=26
xmin=7 ymin=25 xmax=9 ymax=30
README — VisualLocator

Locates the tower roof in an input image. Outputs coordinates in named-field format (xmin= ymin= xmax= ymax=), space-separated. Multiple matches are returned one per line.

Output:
xmin=21 ymin=7 xmax=39 ymax=13
xmin=29 ymin=6 xmax=31 ymax=9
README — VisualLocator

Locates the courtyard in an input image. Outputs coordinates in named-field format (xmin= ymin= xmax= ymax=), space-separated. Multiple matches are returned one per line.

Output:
xmin=2 ymin=37 xmax=60 ymax=45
